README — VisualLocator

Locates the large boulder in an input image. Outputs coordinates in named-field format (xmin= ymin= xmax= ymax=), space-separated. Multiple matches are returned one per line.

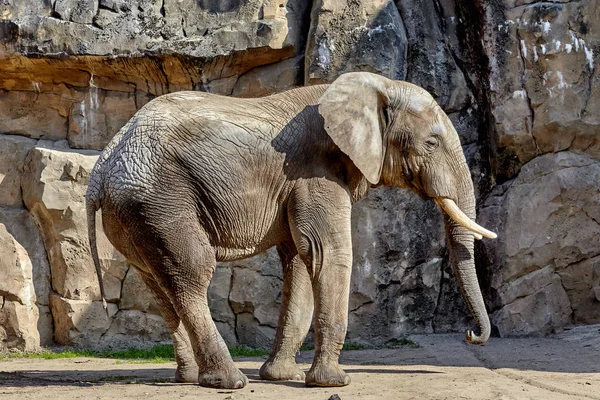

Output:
xmin=0 ymin=134 xmax=36 ymax=207
xmin=484 ymin=0 xmax=600 ymax=180
xmin=20 ymin=141 xmax=168 ymax=347
xmin=221 ymin=248 xmax=283 ymax=348
xmin=480 ymin=152 xmax=600 ymax=336
xmin=347 ymin=187 xmax=472 ymax=344
xmin=305 ymin=0 xmax=407 ymax=84
xmin=0 ymin=208 xmax=52 ymax=350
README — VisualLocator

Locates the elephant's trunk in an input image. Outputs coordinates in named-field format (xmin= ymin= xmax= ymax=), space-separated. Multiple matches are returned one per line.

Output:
xmin=442 ymin=147 xmax=490 ymax=345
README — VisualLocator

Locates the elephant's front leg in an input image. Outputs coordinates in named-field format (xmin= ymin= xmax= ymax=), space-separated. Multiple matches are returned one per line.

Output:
xmin=259 ymin=243 xmax=314 ymax=381
xmin=288 ymin=184 xmax=353 ymax=387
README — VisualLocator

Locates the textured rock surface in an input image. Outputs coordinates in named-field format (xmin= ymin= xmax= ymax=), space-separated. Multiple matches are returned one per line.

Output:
xmin=0 ymin=135 xmax=36 ymax=207
xmin=485 ymin=0 xmax=600 ymax=180
xmin=18 ymin=141 xmax=167 ymax=348
xmin=480 ymin=152 xmax=600 ymax=336
xmin=1 ymin=0 xmax=599 ymax=350
xmin=0 ymin=208 xmax=52 ymax=350
xmin=220 ymin=249 xmax=283 ymax=348
xmin=305 ymin=0 xmax=407 ymax=84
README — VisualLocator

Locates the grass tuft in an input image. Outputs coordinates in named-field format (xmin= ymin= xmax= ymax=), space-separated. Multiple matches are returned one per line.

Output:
xmin=228 ymin=345 xmax=270 ymax=357
xmin=385 ymin=338 xmax=419 ymax=348
xmin=342 ymin=342 xmax=365 ymax=351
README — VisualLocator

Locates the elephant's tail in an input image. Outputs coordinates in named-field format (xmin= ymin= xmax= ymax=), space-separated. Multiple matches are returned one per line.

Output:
xmin=86 ymin=181 xmax=108 ymax=313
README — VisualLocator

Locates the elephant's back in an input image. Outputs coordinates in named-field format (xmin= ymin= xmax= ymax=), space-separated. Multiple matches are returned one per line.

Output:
xmin=93 ymin=89 xmax=286 ymax=210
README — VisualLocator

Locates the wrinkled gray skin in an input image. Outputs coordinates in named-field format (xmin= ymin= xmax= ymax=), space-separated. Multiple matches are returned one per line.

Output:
xmin=86 ymin=72 xmax=491 ymax=389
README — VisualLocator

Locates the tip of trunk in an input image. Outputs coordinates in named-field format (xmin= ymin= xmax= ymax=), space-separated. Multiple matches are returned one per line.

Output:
xmin=466 ymin=326 xmax=490 ymax=345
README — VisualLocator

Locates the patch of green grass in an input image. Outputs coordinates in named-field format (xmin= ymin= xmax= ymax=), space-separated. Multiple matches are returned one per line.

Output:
xmin=342 ymin=342 xmax=365 ymax=351
xmin=385 ymin=338 xmax=419 ymax=349
xmin=0 ymin=344 xmax=269 ymax=363
xmin=0 ymin=344 xmax=176 ymax=363
xmin=299 ymin=342 xmax=365 ymax=352
xmin=0 ymin=349 xmax=97 ymax=361
xmin=228 ymin=345 xmax=269 ymax=357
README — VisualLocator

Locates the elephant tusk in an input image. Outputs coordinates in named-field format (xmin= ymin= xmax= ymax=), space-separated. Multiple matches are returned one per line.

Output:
xmin=435 ymin=198 xmax=497 ymax=240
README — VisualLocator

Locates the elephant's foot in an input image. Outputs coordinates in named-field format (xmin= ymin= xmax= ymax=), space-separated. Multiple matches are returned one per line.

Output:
xmin=175 ymin=364 xmax=199 ymax=383
xmin=259 ymin=358 xmax=305 ymax=381
xmin=305 ymin=362 xmax=351 ymax=387
xmin=198 ymin=364 xmax=248 ymax=389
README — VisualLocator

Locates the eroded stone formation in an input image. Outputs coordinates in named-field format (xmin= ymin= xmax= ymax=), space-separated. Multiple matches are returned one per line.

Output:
xmin=0 ymin=0 xmax=598 ymax=351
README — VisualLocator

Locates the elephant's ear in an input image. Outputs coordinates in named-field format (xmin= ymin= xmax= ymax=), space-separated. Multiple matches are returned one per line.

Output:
xmin=318 ymin=72 xmax=391 ymax=185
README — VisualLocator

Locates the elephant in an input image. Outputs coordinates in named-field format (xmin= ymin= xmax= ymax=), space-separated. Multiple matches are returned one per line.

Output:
xmin=86 ymin=72 xmax=496 ymax=390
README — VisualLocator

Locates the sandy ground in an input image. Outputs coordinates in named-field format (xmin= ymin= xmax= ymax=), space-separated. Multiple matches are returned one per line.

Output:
xmin=1 ymin=325 xmax=599 ymax=400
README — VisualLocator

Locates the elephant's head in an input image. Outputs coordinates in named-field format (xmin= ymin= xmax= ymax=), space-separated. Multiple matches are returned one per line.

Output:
xmin=318 ymin=72 xmax=496 ymax=344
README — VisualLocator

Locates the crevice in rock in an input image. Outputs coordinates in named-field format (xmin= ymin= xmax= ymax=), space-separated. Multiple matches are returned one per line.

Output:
xmin=555 ymin=250 xmax=600 ymax=274
xmin=226 ymin=267 xmax=240 ymax=343
xmin=566 ymin=23 xmax=595 ymax=118
xmin=119 ymin=264 xmax=131 ymax=305
xmin=91 ymin=18 xmax=102 ymax=30
xmin=514 ymin=15 xmax=540 ymax=156
xmin=453 ymin=0 xmax=497 ymax=188
xmin=349 ymin=299 xmax=374 ymax=313
xmin=159 ymin=0 xmax=166 ymax=18
xmin=431 ymin=254 xmax=446 ymax=332
xmin=554 ymin=272 xmax=576 ymax=324
xmin=298 ymin=0 xmax=314 ymax=80
xmin=391 ymin=0 xmax=409 ymax=80
xmin=580 ymin=206 xmax=600 ymax=227
xmin=98 ymin=2 xmax=118 ymax=13
xmin=99 ymin=309 xmax=117 ymax=341
xmin=154 ymin=61 xmax=170 ymax=93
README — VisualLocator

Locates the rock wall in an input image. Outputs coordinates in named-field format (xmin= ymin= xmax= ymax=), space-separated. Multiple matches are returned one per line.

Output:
xmin=0 ymin=0 xmax=598 ymax=351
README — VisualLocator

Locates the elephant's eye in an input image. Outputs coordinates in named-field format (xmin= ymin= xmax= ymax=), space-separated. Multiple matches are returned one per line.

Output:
xmin=424 ymin=136 xmax=439 ymax=151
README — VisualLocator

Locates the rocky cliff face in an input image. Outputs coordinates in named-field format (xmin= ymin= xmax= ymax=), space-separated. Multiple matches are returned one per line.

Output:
xmin=0 ymin=0 xmax=598 ymax=351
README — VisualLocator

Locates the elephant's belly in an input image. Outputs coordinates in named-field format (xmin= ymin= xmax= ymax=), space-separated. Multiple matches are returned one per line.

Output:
xmin=204 ymin=206 xmax=289 ymax=263
xmin=195 ymin=165 xmax=293 ymax=263
xmin=213 ymin=245 xmax=273 ymax=263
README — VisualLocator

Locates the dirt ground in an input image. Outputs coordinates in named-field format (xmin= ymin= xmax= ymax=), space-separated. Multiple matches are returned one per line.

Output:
xmin=1 ymin=325 xmax=599 ymax=400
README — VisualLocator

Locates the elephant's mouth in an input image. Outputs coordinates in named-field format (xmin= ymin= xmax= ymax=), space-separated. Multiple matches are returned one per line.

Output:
xmin=434 ymin=197 xmax=497 ymax=240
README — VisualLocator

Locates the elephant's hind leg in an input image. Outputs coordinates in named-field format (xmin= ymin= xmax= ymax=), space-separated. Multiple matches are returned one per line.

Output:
xmin=259 ymin=242 xmax=313 ymax=381
xmin=137 ymin=270 xmax=198 ymax=383
xmin=102 ymin=206 xmax=198 ymax=383
xmin=131 ymin=214 xmax=248 ymax=389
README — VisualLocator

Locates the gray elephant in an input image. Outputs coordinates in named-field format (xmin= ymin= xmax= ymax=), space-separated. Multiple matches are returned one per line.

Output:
xmin=86 ymin=72 xmax=496 ymax=389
